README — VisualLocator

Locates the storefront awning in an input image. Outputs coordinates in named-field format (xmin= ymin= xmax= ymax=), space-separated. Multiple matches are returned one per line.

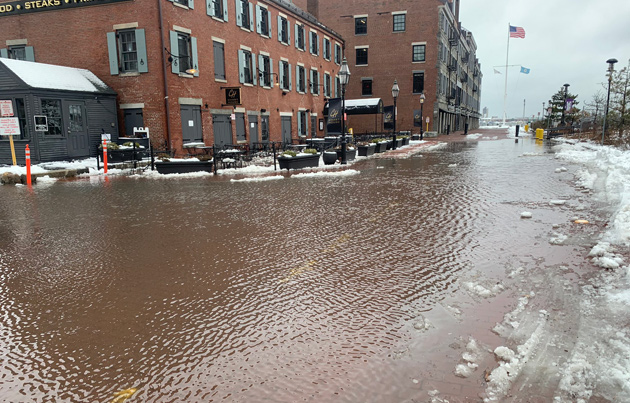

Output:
xmin=324 ymin=98 xmax=384 ymax=116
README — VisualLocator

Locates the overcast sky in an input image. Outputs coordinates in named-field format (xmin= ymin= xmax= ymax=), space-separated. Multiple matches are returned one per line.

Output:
xmin=459 ymin=0 xmax=630 ymax=120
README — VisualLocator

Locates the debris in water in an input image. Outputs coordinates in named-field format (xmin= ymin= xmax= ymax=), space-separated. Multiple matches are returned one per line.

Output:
xmin=520 ymin=212 xmax=532 ymax=218
xmin=112 ymin=388 xmax=137 ymax=403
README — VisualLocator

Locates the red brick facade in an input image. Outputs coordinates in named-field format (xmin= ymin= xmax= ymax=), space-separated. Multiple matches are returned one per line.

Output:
xmin=0 ymin=0 xmax=343 ymax=152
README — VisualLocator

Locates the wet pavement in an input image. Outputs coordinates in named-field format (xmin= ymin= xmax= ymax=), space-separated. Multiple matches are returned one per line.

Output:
xmin=0 ymin=129 xmax=604 ymax=402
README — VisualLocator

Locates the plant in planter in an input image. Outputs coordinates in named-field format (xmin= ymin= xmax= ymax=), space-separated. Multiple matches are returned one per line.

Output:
xmin=277 ymin=148 xmax=321 ymax=170
xmin=370 ymin=138 xmax=388 ymax=153
xmin=334 ymin=144 xmax=357 ymax=161
xmin=357 ymin=141 xmax=376 ymax=157
xmin=155 ymin=156 xmax=214 ymax=174
xmin=323 ymin=149 xmax=339 ymax=165
xmin=120 ymin=141 xmax=147 ymax=160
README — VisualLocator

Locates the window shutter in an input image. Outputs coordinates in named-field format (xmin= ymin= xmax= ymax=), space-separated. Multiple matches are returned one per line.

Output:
xmin=238 ymin=50 xmax=245 ymax=83
xmin=235 ymin=0 xmax=242 ymax=27
xmin=288 ymin=63 xmax=292 ymax=91
xmin=258 ymin=54 xmax=264 ymax=85
xmin=295 ymin=65 xmax=300 ymax=92
xmin=135 ymin=29 xmax=148 ymax=73
xmin=256 ymin=5 xmax=261 ymax=34
xmin=316 ymin=36 xmax=320 ymax=55
xmin=248 ymin=3 xmax=254 ymax=31
xmin=277 ymin=16 xmax=282 ymax=42
xmin=25 ymin=47 xmax=35 ymax=62
xmin=251 ymin=52 xmax=257 ymax=85
xmin=305 ymin=112 xmax=308 ymax=136
xmin=297 ymin=111 xmax=302 ymax=136
xmin=222 ymin=0 xmax=228 ymax=21
xmin=309 ymin=70 xmax=313 ymax=92
xmin=169 ymin=31 xmax=179 ymax=74
xmin=278 ymin=60 xmax=283 ymax=88
xmin=206 ymin=0 xmax=212 ymax=17
xmin=317 ymin=72 xmax=321 ymax=94
xmin=287 ymin=21 xmax=291 ymax=44
xmin=267 ymin=12 xmax=272 ymax=38
xmin=214 ymin=41 xmax=225 ymax=80
xmin=191 ymin=36 xmax=199 ymax=76
xmin=0 ymin=49 xmax=7 ymax=58
xmin=188 ymin=0 xmax=194 ymax=9
xmin=269 ymin=58 xmax=274 ymax=86
xmin=106 ymin=32 xmax=119 ymax=75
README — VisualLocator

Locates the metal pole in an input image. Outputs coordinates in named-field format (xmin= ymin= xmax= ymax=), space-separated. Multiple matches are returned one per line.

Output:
xmin=420 ymin=102 xmax=424 ymax=140
xmin=341 ymin=84 xmax=347 ymax=164
xmin=561 ymin=84 xmax=569 ymax=126
xmin=602 ymin=77 xmax=613 ymax=145
xmin=392 ymin=96 xmax=397 ymax=150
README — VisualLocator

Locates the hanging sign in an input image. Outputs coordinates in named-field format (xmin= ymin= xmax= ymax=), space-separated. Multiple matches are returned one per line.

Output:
xmin=0 ymin=117 xmax=20 ymax=136
xmin=0 ymin=100 xmax=13 ymax=117
xmin=224 ymin=87 xmax=241 ymax=106
xmin=0 ymin=0 xmax=134 ymax=18
xmin=326 ymin=98 xmax=342 ymax=134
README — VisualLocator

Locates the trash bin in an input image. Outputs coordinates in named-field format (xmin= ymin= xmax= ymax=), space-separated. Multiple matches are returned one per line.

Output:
xmin=536 ymin=128 xmax=544 ymax=140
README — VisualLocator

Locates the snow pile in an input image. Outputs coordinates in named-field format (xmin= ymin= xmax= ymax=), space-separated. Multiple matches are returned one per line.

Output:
xmin=454 ymin=338 xmax=483 ymax=378
xmin=230 ymin=176 xmax=284 ymax=183
xmin=520 ymin=212 xmax=532 ymax=218
xmin=574 ymin=168 xmax=597 ymax=190
xmin=554 ymin=167 xmax=568 ymax=173
xmin=413 ymin=314 xmax=432 ymax=332
xmin=485 ymin=310 xmax=549 ymax=401
xmin=466 ymin=133 xmax=483 ymax=139
xmin=587 ymin=242 xmax=625 ymax=270
xmin=493 ymin=293 xmax=534 ymax=332
xmin=550 ymin=199 xmax=567 ymax=205
xmin=462 ymin=281 xmax=504 ymax=298
xmin=291 ymin=169 xmax=360 ymax=179
xmin=549 ymin=232 xmax=568 ymax=245
xmin=448 ymin=163 xmax=458 ymax=167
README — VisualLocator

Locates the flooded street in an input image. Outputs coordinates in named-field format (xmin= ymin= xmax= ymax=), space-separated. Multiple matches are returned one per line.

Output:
xmin=0 ymin=131 xmax=608 ymax=402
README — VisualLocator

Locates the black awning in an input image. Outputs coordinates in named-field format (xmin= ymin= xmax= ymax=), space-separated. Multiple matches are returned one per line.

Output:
xmin=323 ymin=98 xmax=384 ymax=116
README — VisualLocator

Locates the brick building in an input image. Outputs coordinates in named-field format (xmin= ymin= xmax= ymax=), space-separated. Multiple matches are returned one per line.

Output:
xmin=0 ymin=0 xmax=343 ymax=159
xmin=307 ymin=0 xmax=482 ymax=135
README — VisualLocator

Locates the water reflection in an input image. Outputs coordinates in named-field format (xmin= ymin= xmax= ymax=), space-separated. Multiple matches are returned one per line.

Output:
xmin=0 ymin=138 xmax=582 ymax=401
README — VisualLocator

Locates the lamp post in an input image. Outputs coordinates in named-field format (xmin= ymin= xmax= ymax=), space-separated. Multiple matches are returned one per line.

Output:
xmin=547 ymin=99 xmax=552 ymax=128
xmin=419 ymin=93 xmax=425 ymax=140
xmin=339 ymin=57 xmax=351 ymax=164
xmin=560 ymin=83 xmax=570 ymax=126
xmin=602 ymin=58 xmax=618 ymax=145
xmin=391 ymin=79 xmax=400 ymax=150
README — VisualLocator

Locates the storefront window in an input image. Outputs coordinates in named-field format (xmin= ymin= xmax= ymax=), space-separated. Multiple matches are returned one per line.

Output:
xmin=40 ymin=99 xmax=63 ymax=136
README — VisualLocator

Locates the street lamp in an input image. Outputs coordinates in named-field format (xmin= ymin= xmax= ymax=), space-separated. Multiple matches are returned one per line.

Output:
xmin=602 ymin=58 xmax=618 ymax=145
xmin=560 ymin=83 xmax=570 ymax=126
xmin=391 ymin=79 xmax=400 ymax=150
xmin=419 ymin=93 xmax=425 ymax=140
xmin=339 ymin=57 xmax=351 ymax=164
xmin=546 ymin=99 xmax=552 ymax=128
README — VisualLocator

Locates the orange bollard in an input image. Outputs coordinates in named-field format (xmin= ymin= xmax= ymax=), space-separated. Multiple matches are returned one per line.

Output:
xmin=102 ymin=140 xmax=108 ymax=174
xmin=25 ymin=144 xmax=32 ymax=186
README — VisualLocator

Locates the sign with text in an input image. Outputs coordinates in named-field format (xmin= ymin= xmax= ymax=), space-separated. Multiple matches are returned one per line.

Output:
xmin=0 ymin=117 xmax=20 ymax=136
xmin=224 ymin=87 xmax=241 ymax=106
xmin=0 ymin=100 xmax=13 ymax=117
xmin=383 ymin=106 xmax=394 ymax=130
xmin=326 ymin=98 xmax=342 ymax=134
xmin=0 ymin=0 xmax=134 ymax=18
xmin=34 ymin=115 xmax=48 ymax=131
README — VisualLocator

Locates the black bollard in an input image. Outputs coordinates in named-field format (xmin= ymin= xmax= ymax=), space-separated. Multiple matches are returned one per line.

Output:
xmin=515 ymin=125 xmax=520 ymax=137
xmin=447 ymin=124 xmax=450 ymax=135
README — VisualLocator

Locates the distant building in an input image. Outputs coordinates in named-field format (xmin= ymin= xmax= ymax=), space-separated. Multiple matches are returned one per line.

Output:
xmin=483 ymin=107 xmax=488 ymax=118
xmin=307 ymin=0 xmax=482 ymax=134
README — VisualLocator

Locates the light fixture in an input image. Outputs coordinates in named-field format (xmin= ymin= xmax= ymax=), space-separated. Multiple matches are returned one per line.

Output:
xmin=602 ymin=58 xmax=618 ymax=145
xmin=339 ymin=57 xmax=351 ymax=165
xmin=419 ymin=92 xmax=425 ymax=139
xmin=391 ymin=79 xmax=399 ymax=149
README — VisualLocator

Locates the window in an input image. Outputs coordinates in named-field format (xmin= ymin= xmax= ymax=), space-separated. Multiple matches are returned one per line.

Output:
xmin=310 ymin=115 xmax=316 ymax=137
xmin=297 ymin=65 xmax=306 ymax=93
xmin=413 ymin=72 xmax=424 ymax=94
xmin=107 ymin=29 xmax=147 ymax=75
xmin=310 ymin=69 xmax=319 ymax=95
xmin=356 ymin=48 xmax=368 ymax=66
xmin=208 ymin=0 xmax=227 ymax=20
xmin=257 ymin=5 xmax=271 ymax=37
xmin=1 ymin=45 xmax=34 ymax=61
xmin=13 ymin=98 xmax=28 ymax=140
xmin=335 ymin=76 xmax=341 ymax=98
xmin=334 ymin=43 xmax=341 ymax=64
xmin=238 ymin=49 xmax=255 ymax=85
xmin=174 ymin=0 xmax=188 ymax=6
xmin=355 ymin=17 xmax=367 ymax=35
xmin=40 ymin=99 xmax=63 ymax=136
xmin=310 ymin=31 xmax=319 ymax=55
xmin=323 ymin=38 xmax=331 ymax=60
xmin=279 ymin=60 xmax=291 ymax=90
xmin=413 ymin=44 xmax=426 ymax=62
xmin=8 ymin=46 xmax=26 ymax=60
xmin=295 ymin=24 xmax=305 ymax=50
xmin=324 ymin=73 xmax=331 ymax=97
xmin=259 ymin=54 xmax=272 ymax=87
xmin=393 ymin=13 xmax=406 ymax=32
xmin=298 ymin=110 xmax=308 ymax=137
xmin=213 ymin=41 xmax=225 ymax=80
xmin=236 ymin=0 xmax=253 ymax=30
xmin=278 ymin=16 xmax=290 ymax=45
xmin=362 ymin=79 xmax=372 ymax=96
xmin=261 ymin=115 xmax=269 ymax=142
xmin=168 ymin=31 xmax=198 ymax=76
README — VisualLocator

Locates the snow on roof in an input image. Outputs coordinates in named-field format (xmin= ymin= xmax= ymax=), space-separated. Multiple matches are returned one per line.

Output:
xmin=0 ymin=58 xmax=113 ymax=94
xmin=344 ymin=98 xmax=381 ymax=108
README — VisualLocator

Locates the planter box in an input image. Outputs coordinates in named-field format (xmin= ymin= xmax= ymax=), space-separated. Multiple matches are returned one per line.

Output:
xmin=373 ymin=142 xmax=388 ymax=153
xmin=323 ymin=151 xmax=338 ymax=165
xmin=358 ymin=144 xmax=376 ymax=157
xmin=411 ymin=134 xmax=420 ymax=141
xmin=402 ymin=137 xmax=410 ymax=145
xmin=100 ymin=149 xmax=146 ymax=163
xmin=277 ymin=153 xmax=321 ymax=170
xmin=336 ymin=148 xmax=356 ymax=161
xmin=395 ymin=138 xmax=403 ymax=148
xmin=155 ymin=160 xmax=214 ymax=174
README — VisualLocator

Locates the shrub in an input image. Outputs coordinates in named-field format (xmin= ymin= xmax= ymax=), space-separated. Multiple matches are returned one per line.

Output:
xmin=280 ymin=150 xmax=297 ymax=157
xmin=303 ymin=148 xmax=318 ymax=154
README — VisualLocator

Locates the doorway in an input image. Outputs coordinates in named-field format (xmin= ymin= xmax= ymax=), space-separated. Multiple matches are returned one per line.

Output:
xmin=66 ymin=101 xmax=89 ymax=158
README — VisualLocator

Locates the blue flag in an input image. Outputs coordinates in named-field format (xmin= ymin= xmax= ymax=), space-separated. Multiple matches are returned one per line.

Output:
xmin=520 ymin=66 xmax=530 ymax=74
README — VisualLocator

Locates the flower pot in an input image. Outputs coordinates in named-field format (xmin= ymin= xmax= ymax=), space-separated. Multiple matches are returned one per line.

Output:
xmin=358 ymin=144 xmax=376 ymax=157
xmin=336 ymin=148 xmax=356 ymax=161
xmin=402 ymin=137 xmax=410 ymax=145
xmin=323 ymin=151 xmax=339 ymax=165
xmin=155 ymin=160 xmax=214 ymax=174
xmin=373 ymin=142 xmax=388 ymax=153
xmin=396 ymin=138 xmax=403 ymax=148
xmin=277 ymin=153 xmax=321 ymax=170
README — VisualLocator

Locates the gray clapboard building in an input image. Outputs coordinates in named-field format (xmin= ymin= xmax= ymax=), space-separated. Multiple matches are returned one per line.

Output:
xmin=0 ymin=58 xmax=118 ymax=165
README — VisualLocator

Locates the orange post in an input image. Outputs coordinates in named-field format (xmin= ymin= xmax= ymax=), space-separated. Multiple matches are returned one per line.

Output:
xmin=102 ymin=140 xmax=108 ymax=174
xmin=25 ymin=144 xmax=31 ymax=186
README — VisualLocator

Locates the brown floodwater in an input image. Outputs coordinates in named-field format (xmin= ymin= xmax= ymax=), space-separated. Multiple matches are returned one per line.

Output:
xmin=0 ymin=134 xmax=595 ymax=402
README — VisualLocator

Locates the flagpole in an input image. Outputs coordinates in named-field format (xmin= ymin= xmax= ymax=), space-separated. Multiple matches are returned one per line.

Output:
xmin=503 ymin=23 xmax=510 ymax=126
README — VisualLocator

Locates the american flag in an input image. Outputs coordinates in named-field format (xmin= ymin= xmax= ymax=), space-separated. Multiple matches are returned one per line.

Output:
xmin=509 ymin=25 xmax=525 ymax=39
